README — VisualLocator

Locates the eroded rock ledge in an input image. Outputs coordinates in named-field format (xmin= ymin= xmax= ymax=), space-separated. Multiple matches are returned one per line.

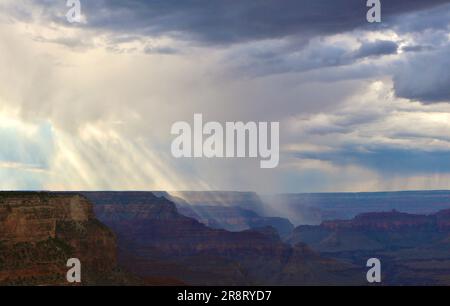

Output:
xmin=0 ymin=192 xmax=133 ymax=285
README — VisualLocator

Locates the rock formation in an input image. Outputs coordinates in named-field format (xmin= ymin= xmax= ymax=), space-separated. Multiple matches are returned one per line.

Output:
xmin=0 ymin=192 xmax=136 ymax=285
xmin=86 ymin=191 xmax=363 ymax=285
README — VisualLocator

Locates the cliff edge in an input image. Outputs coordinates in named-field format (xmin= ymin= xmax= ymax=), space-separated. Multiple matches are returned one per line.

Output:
xmin=0 ymin=192 xmax=135 ymax=285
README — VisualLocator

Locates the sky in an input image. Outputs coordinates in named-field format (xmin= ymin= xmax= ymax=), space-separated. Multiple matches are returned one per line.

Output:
xmin=0 ymin=0 xmax=450 ymax=193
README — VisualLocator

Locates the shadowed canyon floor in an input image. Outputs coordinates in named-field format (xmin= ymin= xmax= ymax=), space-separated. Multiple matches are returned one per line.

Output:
xmin=288 ymin=209 xmax=450 ymax=285
xmin=86 ymin=192 xmax=363 ymax=285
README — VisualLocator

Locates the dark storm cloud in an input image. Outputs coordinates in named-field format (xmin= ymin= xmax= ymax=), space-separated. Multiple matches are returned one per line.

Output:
xmin=143 ymin=45 xmax=179 ymax=54
xmin=391 ymin=1 xmax=450 ymax=34
xmin=352 ymin=40 xmax=398 ymax=58
xmin=394 ymin=46 xmax=450 ymax=103
xmin=231 ymin=39 xmax=398 ymax=77
xmin=401 ymin=45 xmax=435 ymax=53
xmin=59 ymin=0 xmax=450 ymax=44
xmin=297 ymin=148 xmax=450 ymax=174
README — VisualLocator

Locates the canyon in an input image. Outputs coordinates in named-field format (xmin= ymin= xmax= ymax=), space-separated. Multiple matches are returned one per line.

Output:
xmin=288 ymin=209 xmax=450 ymax=285
xmin=0 ymin=192 xmax=137 ymax=285
xmin=85 ymin=191 xmax=363 ymax=285
xmin=2 ymin=190 xmax=450 ymax=285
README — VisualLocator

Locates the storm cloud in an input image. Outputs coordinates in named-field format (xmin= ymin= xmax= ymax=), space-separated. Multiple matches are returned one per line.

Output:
xmin=1 ymin=0 xmax=450 ymax=192
xmin=394 ymin=46 xmax=450 ymax=103
xmin=9 ymin=0 xmax=450 ymax=44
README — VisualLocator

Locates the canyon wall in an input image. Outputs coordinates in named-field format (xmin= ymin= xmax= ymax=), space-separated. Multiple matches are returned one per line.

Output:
xmin=0 ymin=192 xmax=130 ymax=285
